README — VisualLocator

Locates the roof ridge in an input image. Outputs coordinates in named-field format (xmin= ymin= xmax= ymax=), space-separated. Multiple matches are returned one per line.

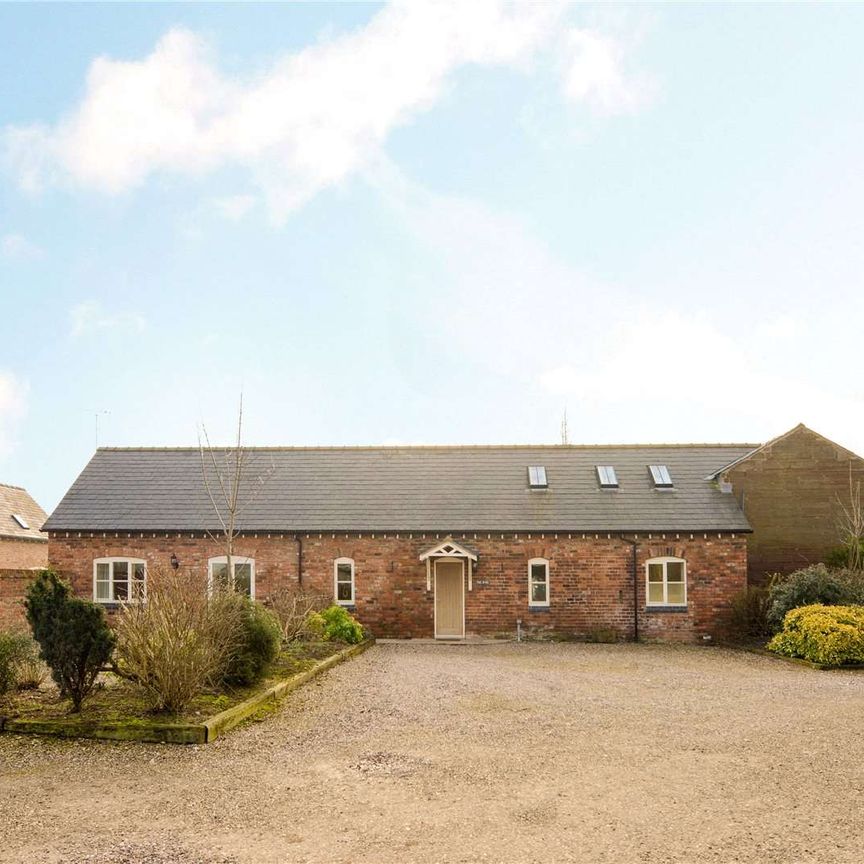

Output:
xmin=97 ymin=442 xmax=761 ymax=452
xmin=0 ymin=481 xmax=26 ymax=490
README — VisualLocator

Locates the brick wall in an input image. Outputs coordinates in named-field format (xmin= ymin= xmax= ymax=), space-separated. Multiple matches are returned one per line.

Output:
xmin=0 ymin=569 xmax=37 ymax=629
xmin=0 ymin=537 xmax=48 ymax=570
xmin=48 ymin=530 xmax=747 ymax=643
xmin=724 ymin=425 xmax=864 ymax=583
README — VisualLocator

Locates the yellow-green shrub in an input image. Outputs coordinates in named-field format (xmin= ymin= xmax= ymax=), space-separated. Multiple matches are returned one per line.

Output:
xmin=768 ymin=604 xmax=864 ymax=666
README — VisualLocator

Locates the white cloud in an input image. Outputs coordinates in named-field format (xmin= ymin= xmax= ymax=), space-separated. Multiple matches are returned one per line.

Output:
xmin=561 ymin=28 xmax=654 ymax=115
xmin=70 ymin=300 xmax=147 ymax=338
xmin=0 ymin=232 xmax=43 ymax=261
xmin=211 ymin=194 xmax=257 ymax=222
xmin=2 ymin=2 xmax=650 ymax=221
xmin=0 ymin=372 xmax=27 ymax=458
xmin=537 ymin=310 xmax=864 ymax=450
xmin=373 ymin=163 xmax=864 ymax=452
xmin=370 ymin=157 xmax=611 ymax=379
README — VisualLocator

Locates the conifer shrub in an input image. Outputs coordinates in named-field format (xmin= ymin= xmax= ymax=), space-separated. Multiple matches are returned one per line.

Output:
xmin=24 ymin=570 xmax=114 ymax=712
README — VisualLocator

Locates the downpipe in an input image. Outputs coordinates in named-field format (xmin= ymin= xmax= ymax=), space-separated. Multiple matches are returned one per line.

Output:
xmin=619 ymin=535 xmax=639 ymax=643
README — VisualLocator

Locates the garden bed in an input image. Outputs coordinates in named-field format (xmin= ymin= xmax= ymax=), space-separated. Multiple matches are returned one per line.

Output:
xmin=0 ymin=639 xmax=374 ymax=744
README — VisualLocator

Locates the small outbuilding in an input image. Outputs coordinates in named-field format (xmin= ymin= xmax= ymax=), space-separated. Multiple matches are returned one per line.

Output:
xmin=0 ymin=482 xmax=48 ymax=570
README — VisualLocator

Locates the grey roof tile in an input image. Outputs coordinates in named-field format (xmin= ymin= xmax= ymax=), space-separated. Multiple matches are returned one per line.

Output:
xmin=0 ymin=483 xmax=49 ymax=541
xmin=44 ymin=444 xmax=756 ymax=533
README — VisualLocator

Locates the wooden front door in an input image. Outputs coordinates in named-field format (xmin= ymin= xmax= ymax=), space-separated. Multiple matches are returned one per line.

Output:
xmin=434 ymin=560 xmax=465 ymax=639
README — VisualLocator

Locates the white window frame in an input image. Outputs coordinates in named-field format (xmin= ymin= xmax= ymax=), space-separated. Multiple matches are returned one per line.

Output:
xmin=334 ymin=557 xmax=355 ymax=606
xmin=528 ymin=557 xmax=550 ymax=608
xmin=93 ymin=557 xmax=147 ymax=604
xmin=596 ymin=465 xmax=618 ymax=488
xmin=645 ymin=557 xmax=687 ymax=607
xmin=528 ymin=466 xmax=548 ymax=488
xmin=207 ymin=556 xmax=256 ymax=599
xmin=649 ymin=464 xmax=673 ymax=488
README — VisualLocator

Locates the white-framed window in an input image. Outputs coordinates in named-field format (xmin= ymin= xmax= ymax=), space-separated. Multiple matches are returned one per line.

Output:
xmin=527 ymin=466 xmax=548 ymax=488
xmin=208 ymin=556 xmax=255 ymax=598
xmin=528 ymin=558 xmax=550 ymax=607
xmin=334 ymin=557 xmax=355 ymax=605
xmin=646 ymin=557 xmax=687 ymax=606
xmin=93 ymin=557 xmax=147 ymax=603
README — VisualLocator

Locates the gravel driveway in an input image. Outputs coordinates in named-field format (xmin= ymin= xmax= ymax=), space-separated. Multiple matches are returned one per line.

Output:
xmin=2 ymin=642 xmax=863 ymax=864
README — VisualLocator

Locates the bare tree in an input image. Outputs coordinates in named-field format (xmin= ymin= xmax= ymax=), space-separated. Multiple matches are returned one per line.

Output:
xmin=836 ymin=462 xmax=864 ymax=571
xmin=199 ymin=395 xmax=274 ymax=590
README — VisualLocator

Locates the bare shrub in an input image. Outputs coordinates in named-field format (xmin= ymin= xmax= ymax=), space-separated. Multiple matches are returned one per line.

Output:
xmin=13 ymin=638 xmax=47 ymax=689
xmin=265 ymin=588 xmax=328 ymax=642
xmin=114 ymin=568 xmax=244 ymax=714
xmin=836 ymin=464 xmax=864 ymax=571
xmin=727 ymin=585 xmax=772 ymax=642
xmin=0 ymin=631 xmax=31 ymax=695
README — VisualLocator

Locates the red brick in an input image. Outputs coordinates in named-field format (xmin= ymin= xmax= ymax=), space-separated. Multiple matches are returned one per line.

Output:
xmin=47 ymin=531 xmax=747 ymax=643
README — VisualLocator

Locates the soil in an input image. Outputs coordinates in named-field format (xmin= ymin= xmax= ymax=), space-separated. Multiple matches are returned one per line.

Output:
xmin=1 ymin=642 xmax=863 ymax=863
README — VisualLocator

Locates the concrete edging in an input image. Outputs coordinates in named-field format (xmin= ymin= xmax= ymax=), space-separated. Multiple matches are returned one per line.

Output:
xmin=203 ymin=638 xmax=374 ymax=742
xmin=0 ymin=639 xmax=375 ymax=745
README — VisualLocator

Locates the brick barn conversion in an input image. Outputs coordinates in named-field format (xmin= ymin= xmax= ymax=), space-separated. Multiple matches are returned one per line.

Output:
xmin=42 ymin=440 xmax=767 ymax=643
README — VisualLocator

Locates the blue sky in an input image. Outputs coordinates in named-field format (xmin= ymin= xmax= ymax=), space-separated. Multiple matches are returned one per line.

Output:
xmin=2 ymin=2 xmax=864 ymax=513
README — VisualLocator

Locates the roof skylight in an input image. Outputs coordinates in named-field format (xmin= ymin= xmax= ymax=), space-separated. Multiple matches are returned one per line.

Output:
xmin=596 ymin=466 xmax=618 ymax=488
xmin=649 ymin=465 xmax=673 ymax=488
xmin=11 ymin=513 xmax=29 ymax=529
xmin=527 ymin=466 xmax=548 ymax=488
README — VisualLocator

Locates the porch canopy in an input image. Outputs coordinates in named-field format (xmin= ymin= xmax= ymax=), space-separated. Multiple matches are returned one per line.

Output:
xmin=419 ymin=537 xmax=478 ymax=590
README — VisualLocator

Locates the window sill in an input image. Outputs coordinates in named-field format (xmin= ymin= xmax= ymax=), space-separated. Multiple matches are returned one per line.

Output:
xmin=336 ymin=603 xmax=356 ymax=610
xmin=645 ymin=605 xmax=688 ymax=613
xmin=527 ymin=605 xmax=550 ymax=612
xmin=93 ymin=601 xmax=142 ymax=609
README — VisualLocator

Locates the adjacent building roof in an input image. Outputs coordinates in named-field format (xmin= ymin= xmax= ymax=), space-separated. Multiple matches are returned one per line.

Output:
xmin=44 ymin=444 xmax=758 ymax=534
xmin=0 ymin=483 xmax=48 ymax=543
xmin=706 ymin=423 xmax=864 ymax=479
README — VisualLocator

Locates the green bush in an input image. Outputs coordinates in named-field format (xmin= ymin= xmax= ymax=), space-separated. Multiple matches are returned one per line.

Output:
xmin=222 ymin=598 xmax=282 ymax=687
xmin=766 ymin=565 xmax=857 ymax=633
xmin=768 ymin=604 xmax=864 ymax=666
xmin=727 ymin=586 xmax=773 ymax=642
xmin=24 ymin=568 xmax=71 ymax=649
xmin=302 ymin=610 xmax=326 ymax=641
xmin=0 ymin=631 xmax=32 ymax=695
xmin=318 ymin=605 xmax=364 ymax=644
xmin=825 ymin=542 xmax=864 ymax=569
xmin=24 ymin=569 xmax=115 ymax=712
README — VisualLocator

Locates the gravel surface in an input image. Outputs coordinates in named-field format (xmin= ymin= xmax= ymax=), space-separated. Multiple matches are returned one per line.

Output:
xmin=1 ymin=642 xmax=863 ymax=863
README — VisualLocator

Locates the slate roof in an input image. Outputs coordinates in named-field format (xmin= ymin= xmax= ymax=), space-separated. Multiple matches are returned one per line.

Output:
xmin=0 ymin=483 xmax=48 ymax=542
xmin=44 ymin=444 xmax=757 ymax=533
